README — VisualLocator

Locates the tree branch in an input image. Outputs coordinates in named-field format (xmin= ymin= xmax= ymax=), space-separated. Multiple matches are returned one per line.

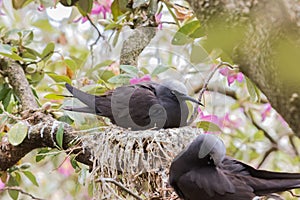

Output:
xmin=0 ymin=58 xmax=38 ymax=111
xmin=0 ymin=58 xmax=92 ymax=171
xmin=120 ymin=27 xmax=156 ymax=66
xmin=0 ymin=186 xmax=45 ymax=200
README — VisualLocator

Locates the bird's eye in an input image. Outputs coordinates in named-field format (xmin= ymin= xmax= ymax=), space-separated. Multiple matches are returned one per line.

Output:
xmin=171 ymin=90 xmax=175 ymax=95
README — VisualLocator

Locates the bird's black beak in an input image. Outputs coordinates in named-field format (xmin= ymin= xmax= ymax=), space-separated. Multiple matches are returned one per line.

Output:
xmin=180 ymin=94 xmax=203 ymax=106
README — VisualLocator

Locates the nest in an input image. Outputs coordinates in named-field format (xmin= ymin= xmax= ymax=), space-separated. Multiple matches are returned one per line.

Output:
xmin=82 ymin=126 xmax=202 ymax=199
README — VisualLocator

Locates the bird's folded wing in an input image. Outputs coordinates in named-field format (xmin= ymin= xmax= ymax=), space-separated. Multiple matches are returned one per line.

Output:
xmin=178 ymin=167 xmax=254 ymax=199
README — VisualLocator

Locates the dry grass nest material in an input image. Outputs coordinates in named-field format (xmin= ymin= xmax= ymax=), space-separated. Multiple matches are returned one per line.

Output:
xmin=81 ymin=126 xmax=202 ymax=199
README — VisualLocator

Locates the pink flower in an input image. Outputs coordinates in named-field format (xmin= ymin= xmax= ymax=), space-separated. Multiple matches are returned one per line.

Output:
xmin=57 ymin=157 xmax=74 ymax=177
xmin=37 ymin=4 xmax=45 ymax=12
xmin=155 ymin=13 xmax=162 ymax=30
xmin=75 ymin=0 xmax=112 ymax=23
xmin=198 ymin=108 xmax=223 ymax=133
xmin=198 ymin=108 xmax=241 ymax=133
xmin=219 ymin=67 xmax=244 ymax=86
xmin=130 ymin=74 xmax=151 ymax=85
xmin=220 ymin=113 xmax=241 ymax=129
xmin=261 ymin=103 xmax=271 ymax=122
xmin=0 ymin=179 xmax=5 ymax=190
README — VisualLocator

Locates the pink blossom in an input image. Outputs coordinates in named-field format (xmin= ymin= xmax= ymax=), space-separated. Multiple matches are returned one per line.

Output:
xmin=219 ymin=67 xmax=244 ymax=86
xmin=75 ymin=0 xmax=112 ymax=23
xmin=220 ymin=113 xmax=241 ymax=129
xmin=198 ymin=108 xmax=241 ymax=133
xmin=130 ymin=75 xmax=151 ymax=85
xmin=261 ymin=103 xmax=271 ymax=122
xmin=37 ymin=4 xmax=45 ymax=12
xmin=57 ymin=157 xmax=74 ymax=177
xmin=155 ymin=13 xmax=163 ymax=30
xmin=0 ymin=179 xmax=5 ymax=190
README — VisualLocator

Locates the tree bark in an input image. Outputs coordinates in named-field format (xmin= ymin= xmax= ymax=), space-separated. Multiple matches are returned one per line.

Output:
xmin=186 ymin=0 xmax=300 ymax=136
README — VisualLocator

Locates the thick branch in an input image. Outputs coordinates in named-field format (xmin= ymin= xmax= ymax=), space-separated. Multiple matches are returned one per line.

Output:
xmin=0 ymin=59 xmax=92 ymax=171
xmin=0 ymin=58 xmax=38 ymax=111
xmin=120 ymin=27 xmax=156 ymax=66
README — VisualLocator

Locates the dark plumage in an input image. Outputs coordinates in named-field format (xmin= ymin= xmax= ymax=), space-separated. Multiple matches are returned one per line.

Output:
xmin=169 ymin=134 xmax=300 ymax=200
xmin=64 ymin=80 xmax=202 ymax=130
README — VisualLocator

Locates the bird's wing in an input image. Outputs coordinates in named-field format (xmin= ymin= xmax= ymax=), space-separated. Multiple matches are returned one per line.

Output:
xmin=109 ymin=83 xmax=164 ymax=129
xmin=177 ymin=167 xmax=255 ymax=200
xmin=222 ymin=157 xmax=300 ymax=196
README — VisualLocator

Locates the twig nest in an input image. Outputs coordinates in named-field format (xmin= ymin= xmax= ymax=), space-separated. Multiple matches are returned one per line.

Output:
xmin=82 ymin=126 xmax=202 ymax=199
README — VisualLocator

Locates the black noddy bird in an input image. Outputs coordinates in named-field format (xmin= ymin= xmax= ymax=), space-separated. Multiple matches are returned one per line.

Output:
xmin=64 ymin=80 xmax=202 ymax=130
xmin=169 ymin=134 xmax=300 ymax=200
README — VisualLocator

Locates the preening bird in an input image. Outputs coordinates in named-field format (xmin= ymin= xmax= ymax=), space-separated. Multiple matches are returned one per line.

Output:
xmin=169 ymin=134 xmax=300 ymax=200
xmin=64 ymin=80 xmax=202 ymax=130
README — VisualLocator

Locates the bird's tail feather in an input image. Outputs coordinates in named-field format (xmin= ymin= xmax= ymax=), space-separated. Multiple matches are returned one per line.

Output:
xmin=253 ymin=177 xmax=300 ymax=195
xmin=65 ymin=83 xmax=97 ymax=112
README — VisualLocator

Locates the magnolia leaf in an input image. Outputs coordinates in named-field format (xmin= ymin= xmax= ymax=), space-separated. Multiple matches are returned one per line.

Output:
xmin=120 ymin=65 xmax=139 ymax=76
xmin=151 ymin=66 xmax=170 ymax=77
xmin=47 ymin=72 xmax=71 ymax=84
xmin=56 ymin=123 xmax=64 ymax=149
xmin=77 ymin=0 xmax=93 ymax=16
xmin=108 ymin=74 xmax=132 ymax=84
xmin=36 ymin=148 xmax=51 ymax=162
xmin=245 ymin=77 xmax=258 ymax=102
xmin=44 ymin=93 xmax=65 ymax=100
xmin=197 ymin=121 xmax=222 ymax=133
xmin=41 ymin=42 xmax=55 ymax=60
xmin=8 ymin=121 xmax=28 ymax=146
xmin=22 ymin=171 xmax=39 ymax=186
xmin=172 ymin=20 xmax=202 ymax=45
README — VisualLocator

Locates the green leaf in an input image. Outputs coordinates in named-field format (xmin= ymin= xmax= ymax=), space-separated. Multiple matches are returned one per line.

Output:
xmin=172 ymin=20 xmax=202 ymax=45
xmin=32 ymin=19 xmax=55 ymax=33
xmin=56 ymin=123 xmax=64 ymax=149
xmin=86 ymin=60 xmax=114 ymax=76
xmin=36 ymin=148 xmax=51 ymax=162
xmin=64 ymin=58 xmax=78 ymax=71
xmin=77 ymin=0 xmax=93 ymax=16
xmin=7 ymin=175 xmax=19 ymax=200
xmin=2 ymin=89 xmax=12 ymax=109
xmin=0 ymin=44 xmax=12 ymax=54
xmin=8 ymin=121 xmax=28 ymax=146
xmin=99 ymin=70 xmax=115 ymax=82
xmin=58 ymin=115 xmax=74 ymax=124
xmin=22 ymin=171 xmax=39 ymax=186
xmin=112 ymin=28 xmax=121 ymax=47
xmin=196 ymin=121 xmax=222 ymax=133
xmin=22 ymin=30 xmax=34 ymax=46
xmin=70 ymin=156 xmax=80 ymax=170
xmin=120 ymin=65 xmax=138 ymax=76
xmin=78 ymin=167 xmax=87 ymax=185
xmin=0 ymin=84 xmax=11 ymax=101
xmin=41 ymin=42 xmax=55 ymax=60
xmin=47 ymin=72 xmax=71 ymax=84
xmin=44 ymin=93 xmax=65 ymax=100
xmin=245 ymin=77 xmax=258 ymax=102
xmin=108 ymin=74 xmax=132 ymax=84
xmin=111 ymin=0 xmax=123 ymax=21
xmin=151 ymin=66 xmax=170 ymax=76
